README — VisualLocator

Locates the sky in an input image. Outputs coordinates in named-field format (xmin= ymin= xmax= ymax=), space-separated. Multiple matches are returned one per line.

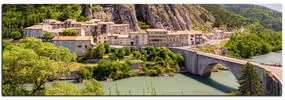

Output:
xmin=259 ymin=4 xmax=282 ymax=12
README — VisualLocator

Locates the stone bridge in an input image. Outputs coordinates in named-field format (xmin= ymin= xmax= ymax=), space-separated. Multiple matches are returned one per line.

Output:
xmin=169 ymin=47 xmax=282 ymax=96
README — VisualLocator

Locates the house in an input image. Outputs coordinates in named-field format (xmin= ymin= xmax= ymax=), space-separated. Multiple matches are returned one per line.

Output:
xmin=146 ymin=29 xmax=168 ymax=47
xmin=23 ymin=24 xmax=53 ymax=39
xmin=167 ymin=32 xmax=181 ymax=47
xmin=51 ymin=36 xmax=94 ymax=56
xmin=129 ymin=30 xmax=148 ymax=47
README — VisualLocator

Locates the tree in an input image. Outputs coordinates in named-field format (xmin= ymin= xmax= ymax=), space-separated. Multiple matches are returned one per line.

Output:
xmin=10 ymin=31 xmax=22 ymax=40
xmin=94 ymin=43 xmax=105 ymax=58
xmin=133 ymin=51 xmax=141 ymax=58
xmin=109 ymin=53 xmax=118 ymax=60
xmin=3 ymin=37 xmax=76 ymax=95
xmin=117 ymin=49 xmax=125 ymax=59
xmin=104 ymin=43 xmax=111 ymax=54
xmin=83 ymin=79 xmax=104 ymax=95
xmin=237 ymin=62 xmax=264 ymax=96
xmin=123 ymin=46 xmax=131 ymax=56
xmin=44 ymin=81 xmax=83 ymax=95
xmin=43 ymin=32 xmax=53 ymax=40
xmin=2 ymin=39 xmax=12 ymax=50
xmin=44 ymin=79 xmax=104 ymax=95
xmin=78 ymin=66 xmax=93 ymax=81
xmin=85 ymin=47 xmax=95 ymax=58
xmin=62 ymin=29 xmax=77 ymax=36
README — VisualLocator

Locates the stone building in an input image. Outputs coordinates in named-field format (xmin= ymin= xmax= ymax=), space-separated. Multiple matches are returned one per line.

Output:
xmin=167 ymin=32 xmax=181 ymax=47
xmin=23 ymin=24 xmax=53 ymax=39
xmin=129 ymin=30 xmax=148 ymax=47
xmin=51 ymin=36 xmax=94 ymax=56
xmin=146 ymin=29 xmax=168 ymax=47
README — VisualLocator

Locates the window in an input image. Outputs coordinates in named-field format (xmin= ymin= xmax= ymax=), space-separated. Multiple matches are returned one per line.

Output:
xmin=54 ymin=41 xmax=57 ymax=43
xmin=59 ymin=41 xmax=62 ymax=43
xmin=78 ymin=45 xmax=82 ymax=48
xmin=85 ymin=45 xmax=88 ymax=48
xmin=69 ymin=41 xmax=72 ymax=44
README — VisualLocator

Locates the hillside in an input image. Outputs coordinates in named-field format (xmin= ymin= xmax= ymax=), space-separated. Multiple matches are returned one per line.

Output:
xmin=223 ymin=4 xmax=282 ymax=31
xmin=200 ymin=4 xmax=251 ymax=30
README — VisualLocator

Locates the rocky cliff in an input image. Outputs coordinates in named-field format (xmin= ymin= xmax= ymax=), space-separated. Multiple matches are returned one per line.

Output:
xmin=84 ymin=4 xmax=215 ymax=31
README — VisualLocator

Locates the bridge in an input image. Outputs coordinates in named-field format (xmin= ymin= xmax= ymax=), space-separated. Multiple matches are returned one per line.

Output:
xmin=169 ymin=47 xmax=282 ymax=96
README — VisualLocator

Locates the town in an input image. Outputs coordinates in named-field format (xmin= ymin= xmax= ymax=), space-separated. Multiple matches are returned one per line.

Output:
xmin=23 ymin=18 xmax=232 ymax=56
xmin=2 ymin=4 xmax=282 ymax=96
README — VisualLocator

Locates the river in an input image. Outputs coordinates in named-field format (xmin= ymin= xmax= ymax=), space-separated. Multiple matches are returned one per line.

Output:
xmin=43 ymin=71 xmax=239 ymax=95
xmin=245 ymin=50 xmax=282 ymax=65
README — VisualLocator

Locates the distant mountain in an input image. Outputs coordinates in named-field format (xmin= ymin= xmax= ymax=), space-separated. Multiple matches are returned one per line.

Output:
xmin=223 ymin=4 xmax=282 ymax=31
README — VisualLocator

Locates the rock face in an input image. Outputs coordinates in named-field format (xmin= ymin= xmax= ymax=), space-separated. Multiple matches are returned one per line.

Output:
xmin=84 ymin=4 xmax=215 ymax=31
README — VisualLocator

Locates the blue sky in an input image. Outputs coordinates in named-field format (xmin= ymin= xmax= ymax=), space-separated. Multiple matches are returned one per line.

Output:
xmin=258 ymin=4 xmax=282 ymax=12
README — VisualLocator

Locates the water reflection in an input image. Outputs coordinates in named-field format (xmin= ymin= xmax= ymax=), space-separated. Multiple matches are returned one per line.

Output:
xmin=180 ymin=72 xmax=237 ymax=93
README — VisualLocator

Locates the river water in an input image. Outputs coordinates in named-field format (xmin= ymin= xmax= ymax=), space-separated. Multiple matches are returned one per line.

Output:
xmin=100 ymin=71 xmax=239 ymax=95
xmin=48 ymin=71 xmax=239 ymax=95
xmin=245 ymin=50 xmax=282 ymax=65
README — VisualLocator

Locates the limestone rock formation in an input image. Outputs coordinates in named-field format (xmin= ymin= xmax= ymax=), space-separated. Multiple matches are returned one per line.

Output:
xmin=86 ymin=4 xmax=215 ymax=31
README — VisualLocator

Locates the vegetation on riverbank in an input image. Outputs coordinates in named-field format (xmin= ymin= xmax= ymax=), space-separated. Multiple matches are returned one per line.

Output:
xmin=76 ymin=46 xmax=184 ymax=81
xmin=225 ymin=23 xmax=282 ymax=58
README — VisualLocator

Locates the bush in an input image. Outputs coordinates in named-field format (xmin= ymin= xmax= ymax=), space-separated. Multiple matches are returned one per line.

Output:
xmin=10 ymin=31 xmax=22 ymax=40
xmin=77 ymin=57 xmax=85 ymax=62
xmin=123 ymin=46 xmax=131 ymax=56
xmin=43 ymin=32 xmax=53 ymax=40
xmin=62 ymin=29 xmax=77 ymax=36
xmin=77 ymin=66 xmax=94 ymax=81
xmin=133 ymin=51 xmax=141 ymax=58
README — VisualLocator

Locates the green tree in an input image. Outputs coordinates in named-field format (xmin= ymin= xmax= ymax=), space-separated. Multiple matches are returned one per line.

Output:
xmin=94 ymin=43 xmax=105 ymax=58
xmin=123 ymin=46 xmax=131 ymax=56
xmin=44 ymin=81 xmax=83 ymax=95
xmin=133 ymin=51 xmax=141 ymax=58
xmin=78 ymin=66 xmax=94 ymax=81
xmin=10 ymin=31 xmax=22 ymax=40
xmin=3 ymin=37 xmax=76 ymax=95
xmin=2 ymin=39 xmax=12 ymax=50
xmin=138 ymin=21 xmax=151 ymax=29
xmin=62 ymin=29 xmax=77 ymax=36
xmin=109 ymin=53 xmax=118 ymax=60
xmin=43 ymin=32 xmax=53 ymax=40
xmin=85 ymin=47 xmax=95 ymax=58
xmin=104 ymin=43 xmax=111 ymax=54
xmin=83 ymin=78 xmax=104 ymax=95
xmin=117 ymin=49 xmax=125 ymax=59
xmin=237 ymin=62 xmax=264 ymax=96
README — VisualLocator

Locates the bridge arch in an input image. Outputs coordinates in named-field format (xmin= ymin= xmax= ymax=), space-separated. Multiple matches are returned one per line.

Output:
xmin=197 ymin=54 xmax=243 ymax=79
